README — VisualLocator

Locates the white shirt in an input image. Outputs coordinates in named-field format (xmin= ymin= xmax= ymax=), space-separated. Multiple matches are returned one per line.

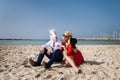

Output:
xmin=42 ymin=40 xmax=62 ymax=50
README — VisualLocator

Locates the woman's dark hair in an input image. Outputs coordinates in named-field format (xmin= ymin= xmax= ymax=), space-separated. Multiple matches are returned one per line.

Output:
xmin=70 ymin=38 xmax=77 ymax=48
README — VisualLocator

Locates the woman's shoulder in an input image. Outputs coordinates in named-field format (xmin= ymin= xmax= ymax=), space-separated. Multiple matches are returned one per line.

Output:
xmin=67 ymin=43 xmax=72 ymax=47
xmin=67 ymin=44 xmax=73 ymax=49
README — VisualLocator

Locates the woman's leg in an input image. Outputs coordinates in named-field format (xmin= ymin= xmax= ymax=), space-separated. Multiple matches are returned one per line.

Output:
xmin=64 ymin=54 xmax=79 ymax=73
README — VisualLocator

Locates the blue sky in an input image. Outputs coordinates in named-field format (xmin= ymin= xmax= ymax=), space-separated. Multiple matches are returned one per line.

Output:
xmin=0 ymin=0 xmax=120 ymax=39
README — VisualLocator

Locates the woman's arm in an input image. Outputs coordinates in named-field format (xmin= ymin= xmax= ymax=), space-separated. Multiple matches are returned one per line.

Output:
xmin=66 ymin=44 xmax=73 ymax=56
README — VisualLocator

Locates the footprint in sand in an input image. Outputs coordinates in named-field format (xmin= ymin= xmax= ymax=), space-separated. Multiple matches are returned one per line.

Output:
xmin=0 ymin=68 xmax=5 ymax=72
xmin=44 ymin=74 xmax=52 ymax=79
xmin=35 ymin=73 xmax=41 ymax=78
xmin=59 ymin=72 xmax=63 ymax=74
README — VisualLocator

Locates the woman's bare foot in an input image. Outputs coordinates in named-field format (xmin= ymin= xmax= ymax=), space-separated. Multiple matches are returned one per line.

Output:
xmin=73 ymin=68 xmax=82 ymax=74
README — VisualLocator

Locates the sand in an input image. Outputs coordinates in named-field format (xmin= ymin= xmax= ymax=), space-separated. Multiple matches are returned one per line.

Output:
xmin=0 ymin=45 xmax=120 ymax=80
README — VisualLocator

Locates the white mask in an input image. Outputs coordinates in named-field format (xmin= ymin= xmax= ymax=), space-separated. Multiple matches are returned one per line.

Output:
xmin=49 ymin=28 xmax=58 ymax=42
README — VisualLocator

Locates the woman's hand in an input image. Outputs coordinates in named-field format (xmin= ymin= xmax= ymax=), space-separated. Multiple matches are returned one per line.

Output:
xmin=60 ymin=45 xmax=66 ymax=50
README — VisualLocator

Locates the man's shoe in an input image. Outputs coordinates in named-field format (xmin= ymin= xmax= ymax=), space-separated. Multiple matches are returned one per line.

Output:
xmin=42 ymin=61 xmax=47 ymax=68
xmin=42 ymin=61 xmax=51 ymax=69
xmin=29 ymin=58 xmax=38 ymax=66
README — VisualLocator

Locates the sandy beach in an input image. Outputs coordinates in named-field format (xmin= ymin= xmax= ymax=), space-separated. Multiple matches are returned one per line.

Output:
xmin=0 ymin=45 xmax=120 ymax=80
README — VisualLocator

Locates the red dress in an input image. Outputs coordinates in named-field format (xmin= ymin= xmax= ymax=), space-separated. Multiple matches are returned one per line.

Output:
xmin=66 ymin=44 xmax=84 ymax=66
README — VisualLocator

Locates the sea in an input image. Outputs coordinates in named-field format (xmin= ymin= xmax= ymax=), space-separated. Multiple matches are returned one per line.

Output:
xmin=0 ymin=39 xmax=120 ymax=45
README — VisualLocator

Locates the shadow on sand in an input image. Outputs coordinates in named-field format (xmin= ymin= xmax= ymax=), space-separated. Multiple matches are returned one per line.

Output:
xmin=84 ymin=60 xmax=104 ymax=65
xmin=51 ymin=60 xmax=105 ymax=68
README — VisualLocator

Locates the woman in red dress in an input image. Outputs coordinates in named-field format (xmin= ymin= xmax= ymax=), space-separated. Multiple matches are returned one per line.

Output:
xmin=62 ymin=38 xmax=84 ymax=73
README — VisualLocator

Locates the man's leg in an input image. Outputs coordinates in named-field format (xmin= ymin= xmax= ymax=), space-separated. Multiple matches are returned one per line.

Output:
xmin=44 ymin=49 xmax=63 ymax=68
xmin=36 ymin=53 xmax=44 ymax=66
xmin=36 ymin=48 xmax=48 ymax=65
xmin=29 ymin=47 xmax=47 ymax=66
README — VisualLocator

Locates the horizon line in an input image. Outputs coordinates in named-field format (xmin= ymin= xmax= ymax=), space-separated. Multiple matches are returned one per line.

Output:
xmin=0 ymin=38 xmax=120 ymax=41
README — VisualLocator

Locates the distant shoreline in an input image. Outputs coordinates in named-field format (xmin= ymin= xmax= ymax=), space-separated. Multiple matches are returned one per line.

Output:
xmin=78 ymin=38 xmax=120 ymax=41
xmin=0 ymin=39 xmax=48 ymax=40
xmin=0 ymin=39 xmax=32 ymax=40
xmin=0 ymin=38 xmax=120 ymax=41
xmin=0 ymin=38 xmax=120 ymax=45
